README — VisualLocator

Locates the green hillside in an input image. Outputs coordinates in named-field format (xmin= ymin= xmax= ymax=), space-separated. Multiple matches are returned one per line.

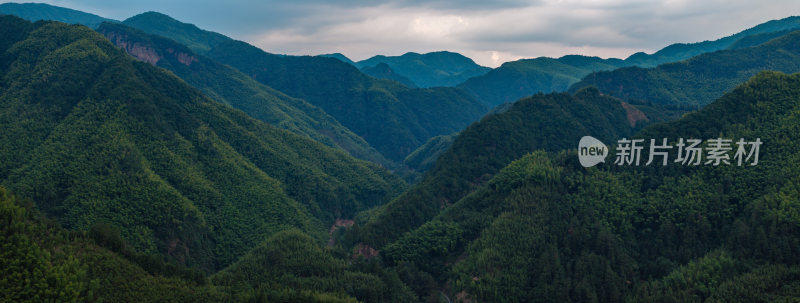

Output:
xmin=625 ymin=16 xmax=800 ymax=67
xmin=458 ymin=55 xmax=625 ymax=107
xmin=569 ymin=30 xmax=800 ymax=106
xmin=123 ymin=12 xmax=488 ymax=162
xmin=355 ymin=87 xmax=658 ymax=248
xmin=0 ymin=16 xmax=404 ymax=272
xmin=401 ymin=133 xmax=457 ymax=183
xmin=360 ymin=62 xmax=418 ymax=88
xmin=96 ymin=22 xmax=392 ymax=167
xmin=375 ymin=71 xmax=800 ymax=302
xmin=355 ymin=51 xmax=491 ymax=88
xmin=459 ymin=16 xmax=800 ymax=108
xmin=0 ymin=2 xmax=117 ymax=28
xmin=122 ymin=11 xmax=230 ymax=54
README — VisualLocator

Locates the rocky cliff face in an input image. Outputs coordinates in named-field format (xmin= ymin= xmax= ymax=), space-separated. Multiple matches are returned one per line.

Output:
xmin=101 ymin=29 xmax=196 ymax=67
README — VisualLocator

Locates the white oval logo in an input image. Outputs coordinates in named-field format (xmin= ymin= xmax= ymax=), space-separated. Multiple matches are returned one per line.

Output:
xmin=578 ymin=136 xmax=608 ymax=168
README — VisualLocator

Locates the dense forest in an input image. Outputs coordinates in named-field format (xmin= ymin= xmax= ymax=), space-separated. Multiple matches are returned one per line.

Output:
xmin=116 ymin=12 xmax=488 ymax=163
xmin=95 ymin=21 xmax=393 ymax=167
xmin=569 ymin=29 xmax=800 ymax=106
xmin=369 ymin=71 xmax=800 ymax=302
xmin=0 ymin=16 xmax=404 ymax=272
xmin=2 ymin=3 xmax=800 ymax=303
xmin=352 ymin=51 xmax=491 ymax=88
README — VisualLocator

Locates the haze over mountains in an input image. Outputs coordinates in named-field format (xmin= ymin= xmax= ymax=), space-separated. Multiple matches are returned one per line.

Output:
xmin=2 ymin=2 xmax=800 ymax=302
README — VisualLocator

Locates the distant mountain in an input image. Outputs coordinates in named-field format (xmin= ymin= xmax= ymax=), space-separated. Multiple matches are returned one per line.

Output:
xmin=122 ymin=12 xmax=487 ymax=162
xmin=319 ymin=52 xmax=356 ymax=65
xmin=355 ymin=87 xmax=677 ymax=248
xmin=360 ymin=62 xmax=418 ymax=88
xmin=458 ymin=55 xmax=625 ymax=107
xmin=569 ymin=30 xmax=800 ymax=106
xmin=122 ymin=11 xmax=230 ymax=54
xmin=96 ymin=22 xmax=392 ymax=167
xmin=0 ymin=16 xmax=404 ymax=272
xmin=459 ymin=16 xmax=800 ymax=108
xmin=354 ymin=51 xmax=491 ymax=88
xmin=625 ymin=16 xmax=800 ymax=67
xmin=0 ymin=2 xmax=117 ymax=28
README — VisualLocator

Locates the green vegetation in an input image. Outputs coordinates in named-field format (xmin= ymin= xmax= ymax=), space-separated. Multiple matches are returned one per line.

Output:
xmin=355 ymin=87 xmax=650 ymax=248
xmin=460 ymin=16 xmax=800 ymax=108
xmin=3 ymin=5 xmax=800 ymax=302
xmin=364 ymin=71 xmax=800 ymax=301
xmin=96 ymin=22 xmax=393 ymax=167
xmin=360 ymin=62 xmax=418 ymax=88
xmin=0 ymin=2 xmax=117 ymax=28
xmin=569 ymin=30 xmax=800 ymax=106
xmin=458 ymin=55 xmax=625 ymax=107
xmin=0 ymin=17 xmax=404 ymax=273
xmin=122 ymin=12 xmax=488 ymax=162
xmin=206 ymin=40 xmax=487 ymax=161
xmin=122 ymin=11 xmax=230 ymax=54
xmin=354 ymin=51 xmax=491 ymax=88
xmin=625 ymin=16 xmax=800 ymax=67
xmin=401 ymin=133 xmax=457 ymax=183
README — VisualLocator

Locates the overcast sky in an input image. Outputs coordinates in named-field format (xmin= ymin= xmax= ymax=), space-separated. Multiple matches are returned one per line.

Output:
xmin=7 ymin=0 xmax=800 ymax=67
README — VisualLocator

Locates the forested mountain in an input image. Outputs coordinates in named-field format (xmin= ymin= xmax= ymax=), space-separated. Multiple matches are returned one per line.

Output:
xmin=458 ymin=55 xmax=626 ymax=107
xmin=354 ymin=51 xmax=491 ymax=88
xmin=121 ymin=12 xmax=487 ymax=162
xmin=354 ymin=87 xmax=670 ymax=248
xmin=625 ymin=15 xmax=800 ymax=67
xmin=359 ymin=62 xmax=418 ymax=88
xmin=459 ymin=16 xmax=800 ymax=108
xmin=0 ymin=184 xmax=415 ymax=302
xmin=3 ymin=3 xmax=800 ymax=303
xmin=95 ymin=22 xmax=392 ymax=167
xmin=370 ymin=71 xmax=800 ymax=302
xmin=0 ymin=16 xmax=404 ymax=274
xmin=569 ymin=30 xmax=800 ymax=106
xmin=0 ymin=2 xmax=116 ymax=28
xmin=401 ymin=133 xmax=457 ymax=182
xmin=320 ymin=52 xmax=357 ymax=66
xmin=121 ymin=11 xmax=230 ymax=54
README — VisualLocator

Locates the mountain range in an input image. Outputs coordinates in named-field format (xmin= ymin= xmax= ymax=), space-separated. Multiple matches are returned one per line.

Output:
xmin=0 ymin=15 xmax=404 ymax=272
xmin=351 ymin=51 xmax=491 ymax=88
xmin=2 ymin=2 xmax=800 ymax=303
xmin=459 ymin=16 xmax=800 ymax=107
xmin=569 ymin=28 xmax=800 ymax=106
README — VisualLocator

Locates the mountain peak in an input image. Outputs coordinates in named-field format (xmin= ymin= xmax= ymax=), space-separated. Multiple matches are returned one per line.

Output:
xmin=122 ymin=11 xmax=231 ymax=54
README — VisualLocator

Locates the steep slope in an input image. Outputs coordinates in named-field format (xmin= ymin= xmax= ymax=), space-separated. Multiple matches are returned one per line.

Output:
xmin=1 ymin=186 xmax=415 ymax=302
xmin=0 ymin=16 xmax=404 ymax=271
xmin=569 ymin=30 xmax=800 ymax=106
xmin=360 ymin=62 xmax=418 ymax=88
xmin=0 ymin=2 xmax=116 ymax=28
xmin=458 ymin=55 xmax=625 ymax=107
xmin=319 ymin=52 xmax=356 ymax=66
xmin=355 ymin=88 xmax=654 ymax=248
xmin=460 ymin=16 xmax=800 ymax=108
xmin=625 ymin=15 xmax=800 ymax=67
xmin=355 ymin=51 xmax=491 ymax=88
xmin=402 ymin=133 xmax=456 ymax=180
xmin=122 ymin=11 xmax=230 ymax=54
xmin=123 ymin=12 xmax=488 ymax=162
xmin=380 ymin=71 xmax=800 ymax=302
xmin=96 ymin=22 xmax=392 ymax=167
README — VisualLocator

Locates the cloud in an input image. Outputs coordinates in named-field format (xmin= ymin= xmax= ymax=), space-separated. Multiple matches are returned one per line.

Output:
xmin=6 ymin=0 xmax=800 ymax=67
